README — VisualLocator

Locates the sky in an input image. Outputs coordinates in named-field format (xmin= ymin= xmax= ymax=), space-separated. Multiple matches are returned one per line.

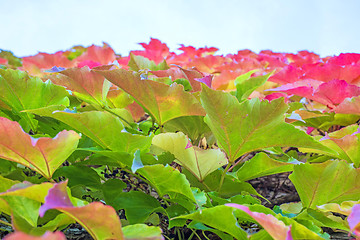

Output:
xmin=1 ymin=0 xmax=360 ymax=58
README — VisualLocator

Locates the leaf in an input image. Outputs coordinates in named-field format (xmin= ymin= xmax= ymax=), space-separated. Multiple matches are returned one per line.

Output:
xmin=317 ymin=124 xmax=360 ymax=167
xmin=347 ymin=204 xmax=360 ymax=236
xmin=28 ymin=109 xmax=151 ymax=153
xmin=49 ymin=66 xmax=111 ymax=107
xmin=163 ymin=116 xmax=211 ymax=144
xmin=0 ymin=117 xmax=80 ymax=179
xmin=289 ymin=160 xmax=360 ymax=208
xmin=0 ymin=182 xmax=54 ymax=231
xmin=0 ymin=69 xmax=69 ymax=131
xmin=200 ymin=85 xmax=331 ymax=162
xmin=52 ymin=165 xmax=102 ymax=189
xmin=268 ymin=79 xmax=360 ymax=109
xmin=237 ymin=152 xmax=296 ymax=181
xmin=39 ymin=181 xmax=124 ymax=240
xmin=172 ymin=205 xmax=247 ymax=240
xmin=3 ymin=231 xmax=66 ymax=240
xmin=76 ymin=43 xmax=116 ymax=65
xmin=137 ymin=164 xmax=196 ymax=203
xmin=22 ymin=51 xmax=75 ymax=75
xmin=95 ymin=68 xmax=206 ymax=125
xmin=183 ymin=168 xmax=261 ymax=198
xmin=235 ymin=71 xmax=272 ymax=102
xmin=226 ymin=204 xmax=293 ymax=240
xmin=128 ymin=53 xmax=169 ymax=71
xmin=317 ymin=201 xmax=358 ymax=216
xmin=106 ymin=191 xmax=165 ymax=224
xmin=334 ymin=96 xmax=360 ymax=114
xmin=151 ymin=132 xmax=228 ymax=181
xmin=122 ymin=224 xmax=164 ymax=240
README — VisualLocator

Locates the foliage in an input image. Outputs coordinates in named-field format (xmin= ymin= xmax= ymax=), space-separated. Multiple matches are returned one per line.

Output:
xmin=1 ymin=39 xmax=360 ymax=239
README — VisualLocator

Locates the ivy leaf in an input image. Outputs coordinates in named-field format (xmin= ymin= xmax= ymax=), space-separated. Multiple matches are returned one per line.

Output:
xmin=200 ymin=85 xmax=332 ymax=162
xmin=137 ymin=164 xmax=196 ymax=203
xmin=122 ymin=224 xmax=164 ymax=240
xmin=289 ymin=160 xmax=360 ymax=208
xmin=172 ymin=205 xmax=247 ymax=240
xmin=49 ymin=66 xmax=111 ymax=107
xmin=0 ymin=69 xmax=69 ymax=131
xmin=39 ymin=181 xmax=124 ymax=240
xmin=151 ymin=132 xmax=228 ymax=181
xmin=128 ymin=53 xmax=169 ymax=71
xmin=163 ymin=116 xmax=211 ymax=145
xmin=237 ymin=152 xmax=296 ymax=182
xmin=235 ymin=71 xmax=273 ymax=102
xmin=226 ymin=204 xmax=293 ymax=240
xmin=28 ymin=109 xmax=151 ymax=153
xmin=0 ymin=182 xmax=54 ymax=231
xmin=0 ymin=117 xmax=80 ymax=179
xmin=95 ymin=69 xmax=206 ymax=125
xmin=317 ymin=124 xmax=360 ymax=167
xmin=106 ymin=191 xmax=165 ymax=224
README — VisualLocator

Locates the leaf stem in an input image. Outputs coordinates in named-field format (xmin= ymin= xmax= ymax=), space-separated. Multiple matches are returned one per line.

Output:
xmin=0 ymin=219 xmax=12 ymax=227
xmin=227 ymin=153 xmax=250 ymax=172
xmin=218 ymin=163 xmax=231 ymax=192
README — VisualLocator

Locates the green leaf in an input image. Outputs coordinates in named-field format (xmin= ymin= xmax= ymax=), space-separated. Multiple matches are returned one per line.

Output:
xmin=0 ymin=49 xmax=22 ymax=67
xmin=172 ymin=205 xmax=247 ymax=240
xmin=235 ymin=71 xmax=273 ymax=102
xmin=128 ymin=53 xmax=169 ymax=71
xmin=237 ymin=152 xmax=295 ymax=181
xmin=0 ymin=175 xmax=19 ymax=192
xmin=163 ymin=116 xmax=211 ymax=144
xmin=151 ymin=132 xmax=228 ymax=181
xmin=289 ymin=160 xmax=360 ymax=208
xmin=95 ymin=69 xmax=206 ymax=125
xmin=137 ymin=164 xmax=196 ymax=203
xmin=106 ymin=191 xmax=165 ymax=224
xmin=0 ymin=117 xmax=80 ymax=179
xmin=28 ymin=109 xmax=151 ymax=153
xmin=200 ymin=85 xmax=332 ymax=162
xmin=0 ymin=69 xmax=69 ymax=131
xmin=122 ymin=224 xmax=164 ymax=240
xmin=174 ymin=78 xmax=193 ymax=91
xmin=296 ymin=209 xmax=349 ymax=231
xmin=184 ymin=168 xmax=261 ymax=199
xmin=53 ymin=166 xmax=102 ymax=189
xmin=187 ymin=221 xmax=234 ymax=240
xmin=317 ymin=124 xmax=360 ymax=167
xmin=2 ymin=196 xmax=40 ymax=227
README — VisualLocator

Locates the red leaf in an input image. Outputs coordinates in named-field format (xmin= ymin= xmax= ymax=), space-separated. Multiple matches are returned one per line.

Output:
xmin=131 ymin=38 xmax=171 ymax=64
xmin=0 ymin=57 xmax=8 ymax=65
xmin=22 ymin=52 xmax=75 ymax=74
xmin=76 ymin=43 xmax=116 ymax=65
xmin=269 ymin=79 xmax=360 ymax=109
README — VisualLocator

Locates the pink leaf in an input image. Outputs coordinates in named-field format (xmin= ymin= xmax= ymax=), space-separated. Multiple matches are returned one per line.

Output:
xmin=226 ymin=203 xmax=293 ymax=240
xmin=39 ymin=181 xmax=124 ymax=240
xmin=76 ymin=43 xmax=116 ymax=65
xmin=348 ymin=204 xmax=360 ymax=237
xmin=4 ymin=231 xmax=66 ymax=240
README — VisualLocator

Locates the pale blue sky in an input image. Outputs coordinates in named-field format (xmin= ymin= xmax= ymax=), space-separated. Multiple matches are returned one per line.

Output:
xmin=1 ymin=0 xmax=360 ymax=57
